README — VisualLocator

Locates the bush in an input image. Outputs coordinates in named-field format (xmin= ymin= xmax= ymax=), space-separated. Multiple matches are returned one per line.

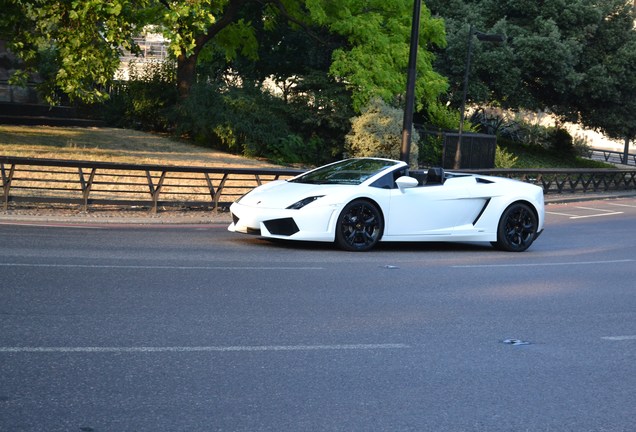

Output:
xmin=495 ymin=145 xmax=518 ymax=168
xmin=173 ymin=76 xmax=357 ymax=166
xmin=469 ymin=107 xmax=522 ymax=142
xmin=175 ymin=84 xmax=292 ymax=158
xmin=345 ymin=98 xmax=419 ymax=168
xmin=221 ymin=89 xmax=292 ymax=157
xmin=267 ymin=134 xmax=321 ymax=165
xmin=418 ymin=133 xmax=444 ymax=167
xmin=172 ymin=83 xmax=225 ymax=146
xmin=572 ymin=134 xmax=592 ymax=158
xmin=283 ymin=72 xmax=355 ymax=165
xmin=427 ymin=101 xmax=461 ymax=131
xmin=549 ymin=127 xmax=575 ymax=158
xmin=104 ymin=61 xmax=177 ymax=131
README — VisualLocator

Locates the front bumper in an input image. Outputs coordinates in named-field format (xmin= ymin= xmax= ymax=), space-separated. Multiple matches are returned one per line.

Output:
xmin=228 ymin=202 xmax=339 ymax=242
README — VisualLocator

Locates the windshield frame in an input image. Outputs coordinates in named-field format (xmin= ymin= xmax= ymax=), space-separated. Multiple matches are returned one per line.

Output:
xmin=289 ymin=158 xmax=404 ymax=186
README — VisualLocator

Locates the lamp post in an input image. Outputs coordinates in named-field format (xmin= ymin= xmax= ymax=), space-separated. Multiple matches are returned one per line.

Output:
xmin=453 ymin=25 xmax=505 ymax=169
xmin=400 ymin=0 xmax=422 ymax=166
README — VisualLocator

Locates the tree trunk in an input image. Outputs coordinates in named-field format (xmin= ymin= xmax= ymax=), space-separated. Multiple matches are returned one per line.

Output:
xmin=172 ymin=0 xmax=250 ymax=99
xmin=176 ymin=53 xmax=198 ymax=99
xmin=624 ymin=135 xmax=631 ymax=165
xmin=170 ymin=0 xmax=253 ymax=99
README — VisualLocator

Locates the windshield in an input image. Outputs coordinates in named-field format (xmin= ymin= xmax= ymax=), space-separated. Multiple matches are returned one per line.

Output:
xmin=289 ymin=159 xmax=400 ymax=185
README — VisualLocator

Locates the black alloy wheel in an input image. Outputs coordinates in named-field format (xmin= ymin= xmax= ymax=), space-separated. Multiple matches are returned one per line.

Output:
xmin=493 ymin=202 xmax=538 ymax=252
xmin=335 ymin=199 xmax=383 ymax=251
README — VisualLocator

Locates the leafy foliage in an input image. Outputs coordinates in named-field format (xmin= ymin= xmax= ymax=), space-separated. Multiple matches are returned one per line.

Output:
xmin=104 ymin=61 xmax=177 ymax=131
xmin=572 ymin=1 xmax=636 ymax=146
xmin=345 ymin=98 xmax=419 ymax=168
xmin=173 ymin=79 xmax=349 ymax=165
xmin=417 ymin=132 xmax=444 ymax=167
xmin=494 ymin=145 xmax=518 ymax=168
xmin=6 ymin=0 xmax=632 ymax=168
xmin=311 ymin=0 xmax=448 ymax=112
xmin=427 ymin=0 xmax=636 ymax=147
xmin=174 ymin=84 xmax=286 ymax=157
xmin=1 ymin=0 xmax=145 ymax=103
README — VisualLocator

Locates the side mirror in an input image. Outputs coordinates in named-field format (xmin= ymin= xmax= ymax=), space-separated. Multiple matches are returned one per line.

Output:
xmin=395 ymin=176 xmax=419 ymax=192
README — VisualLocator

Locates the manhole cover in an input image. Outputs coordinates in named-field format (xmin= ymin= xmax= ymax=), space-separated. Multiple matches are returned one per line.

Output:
xmin=502 ymin=338 xmax=531 ymax=346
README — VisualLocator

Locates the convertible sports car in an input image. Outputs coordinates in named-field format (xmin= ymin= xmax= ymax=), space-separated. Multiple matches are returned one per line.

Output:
xmin=228 ymin=158 xmax=544 ymax=252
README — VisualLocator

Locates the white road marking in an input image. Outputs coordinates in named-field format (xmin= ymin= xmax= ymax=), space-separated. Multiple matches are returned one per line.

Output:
xmin=568 ymin=206 xmax=624 ymax=219
xmin=606 ymin=202 xmax=636 ymax=209
xmin=545 ymin=210 xmax=579 ymax=217
xmin=575 ymin=206 xmax=619 ymax=213
xmin=601 ymin=336 xmax=636 ymax=341
xmin=0 ymin=263 xmax=323 ymax=271
xmin=0 ymin=344 xmax=410 ymax=353
xmin=569 ymin=211 xmax=623 ymax=219
xmin=546 ymin=206 xmax=624 ymax=219
xmin=453 ymin=259 xmax=634 ymax=269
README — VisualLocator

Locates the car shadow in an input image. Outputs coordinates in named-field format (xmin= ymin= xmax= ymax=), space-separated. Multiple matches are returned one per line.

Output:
xmin=248 ymin=238 xmax=496 ymax=253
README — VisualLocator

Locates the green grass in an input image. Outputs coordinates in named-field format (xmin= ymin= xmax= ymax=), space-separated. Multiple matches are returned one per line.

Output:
xmin=501 ymin=141 xmax=614 ymax=169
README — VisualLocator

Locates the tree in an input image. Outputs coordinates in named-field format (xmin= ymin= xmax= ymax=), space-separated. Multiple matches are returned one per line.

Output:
xmin=308 ymin=0 xmax=448 ymax=112
xmin=427 ymin=0 xmax=600 ymax=109
xmin=0 ymin=0 xmax=262 ymax=102
xmin=572 ymin=0 xmax=636 ymax=158
xmin=1 ymin=0 xmax=145 ymax=103
xmin=157 ymin=0 xmax=449 ymax=110
xmin=3 ymin=0 xmax=448 ymax=116
xmin=427 ymin=0 xmax=636 ymax=154
xmin=154 ymin=0 xmax=258 ymax=99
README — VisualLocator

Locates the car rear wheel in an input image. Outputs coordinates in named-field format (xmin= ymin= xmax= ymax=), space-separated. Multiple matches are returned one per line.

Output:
xmin=493 ymin=202 xmax=538 ymax=252
xmin=335 ymin=199 xmax=383 ymax=252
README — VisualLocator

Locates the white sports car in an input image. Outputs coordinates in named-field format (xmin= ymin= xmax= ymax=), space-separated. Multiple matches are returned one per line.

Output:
xmin=228 ymin=158 xmax=544 ymax=252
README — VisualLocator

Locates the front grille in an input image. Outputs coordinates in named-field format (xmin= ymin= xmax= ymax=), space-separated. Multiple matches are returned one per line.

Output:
xmin=263 ymin=218 xmax=299 ymax=236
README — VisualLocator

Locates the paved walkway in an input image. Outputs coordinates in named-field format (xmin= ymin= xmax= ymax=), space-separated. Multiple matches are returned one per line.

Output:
xmin=2 ymin=192 xmax=636 ymax=225
xmin=0 ymin=205 xmax=233 ymax=225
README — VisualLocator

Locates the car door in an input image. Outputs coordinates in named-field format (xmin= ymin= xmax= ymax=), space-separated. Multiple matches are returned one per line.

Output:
xmin=385 ymin=176 xmax=485 ymax=237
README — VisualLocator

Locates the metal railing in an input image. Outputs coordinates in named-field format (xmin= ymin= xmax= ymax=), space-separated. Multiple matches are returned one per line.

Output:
xmin=463 ymin=168 xmax=636 ymax=194
xmin=2 ymin=156 xmax=636 ymax=213
xmin=588 ymin=149 xmax=636 ymax=167
xmin=1 ymin=156 xmax=303 ymax=212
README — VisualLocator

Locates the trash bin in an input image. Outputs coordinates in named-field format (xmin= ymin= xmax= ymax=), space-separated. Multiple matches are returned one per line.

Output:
xmin=442 ymin=132 xmax=496 ymax=169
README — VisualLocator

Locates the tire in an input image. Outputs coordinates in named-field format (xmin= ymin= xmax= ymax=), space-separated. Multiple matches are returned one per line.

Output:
xmin=335 ymin=199 xmax=383 ymax=252
xmin=493 ymin=202 xmax=538 ymax=252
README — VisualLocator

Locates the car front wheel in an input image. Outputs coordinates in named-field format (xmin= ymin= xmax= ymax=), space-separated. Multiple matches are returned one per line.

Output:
xmin=493 ymin=202 xmax=538 ymax=252
xmin=335 ymin=199 xmax=383 ymax=252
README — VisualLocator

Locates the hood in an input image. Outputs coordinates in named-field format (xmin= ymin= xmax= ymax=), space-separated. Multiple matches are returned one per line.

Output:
xmin=238 ymin=180 xmax=353 ymax=209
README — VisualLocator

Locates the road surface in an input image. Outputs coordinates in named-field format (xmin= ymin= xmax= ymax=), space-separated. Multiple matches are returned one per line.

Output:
xmin=1 ymin=198 xmax=635 ymax=431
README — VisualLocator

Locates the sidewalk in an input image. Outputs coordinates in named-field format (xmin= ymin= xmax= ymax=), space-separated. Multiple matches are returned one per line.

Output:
xmin=2 ymin=191 xmax=636 ymax=225
xmin=0 ymin=204 xmax=233 ymax=225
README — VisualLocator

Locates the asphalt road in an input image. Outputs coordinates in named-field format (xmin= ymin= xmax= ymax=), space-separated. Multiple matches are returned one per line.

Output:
xmin=1 ymin=198 xmax=635 ymax=431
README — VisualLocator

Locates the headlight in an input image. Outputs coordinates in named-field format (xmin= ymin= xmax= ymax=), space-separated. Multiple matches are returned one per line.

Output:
xmin=286 ymin=196 xmax=324 ymax=210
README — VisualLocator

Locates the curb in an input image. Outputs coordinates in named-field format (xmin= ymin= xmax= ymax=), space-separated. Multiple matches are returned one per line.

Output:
xmin=543 ymin=191 xmax=636 ymax=204
xmin=0 ymin=209 xmax=233 ymax=225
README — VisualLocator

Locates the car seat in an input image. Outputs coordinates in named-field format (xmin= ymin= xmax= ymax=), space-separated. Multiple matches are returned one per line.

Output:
xmin=426 ymin=167 xmax=445 ymax=185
